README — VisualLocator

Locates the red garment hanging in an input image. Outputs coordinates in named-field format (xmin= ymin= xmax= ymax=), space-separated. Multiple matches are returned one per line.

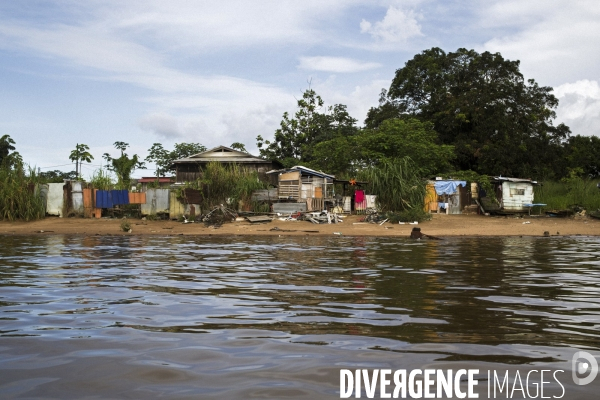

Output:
xmin=355 ymin=190 xmax=365 ymax=203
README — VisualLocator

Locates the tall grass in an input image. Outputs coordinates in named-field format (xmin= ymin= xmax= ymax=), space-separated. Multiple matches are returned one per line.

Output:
xmin=187 ymin=162 xmax=269 ymax=211
xmin=535 ymin=179 xmax=600 ymax=211
xmin=89 ymin=169 xmax=114 ymax=191
xmin=358 ymin=157 xmax=427 ymax=213
xmin=0 ymin=163 xmax=45 ymax=221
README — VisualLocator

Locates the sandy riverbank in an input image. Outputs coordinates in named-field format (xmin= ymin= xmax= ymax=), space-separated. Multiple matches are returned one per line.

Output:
xmin=0 ymin=213 xmax=598 ymax=237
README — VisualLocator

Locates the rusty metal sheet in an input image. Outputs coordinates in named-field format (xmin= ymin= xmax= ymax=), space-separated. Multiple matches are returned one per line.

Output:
xmin=128 ymin=192 xmax=146 ymax=204
xmin=182 ymin=188 xmax=202 ymax=204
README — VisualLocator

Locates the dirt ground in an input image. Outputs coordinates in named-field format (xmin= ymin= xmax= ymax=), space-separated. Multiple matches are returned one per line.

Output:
xmin=0 ymin=213 xmax=598 ymax=238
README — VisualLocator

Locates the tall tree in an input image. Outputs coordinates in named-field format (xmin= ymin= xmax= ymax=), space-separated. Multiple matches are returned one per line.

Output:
xmin=172 ymin=142 xmax=206 ymax=159
xmin=0 ymin=134 xmax=21 ymax=168
xmin=69 ymin=143 xmax=94 ymax=179
xmin=145 ymin=142 xmax=206 ymax=177
xmin=145 ymin=143 xmax=170 ymax=178
xmin=103 ymin=142 xmax=145 ymax=188
xmin=230 ymin=142 xmax=247 ymax=152
xmin=257 ymin=89 xmax=358 ymax=167
xmin=381 ymin=47 xmax=570 ymax=178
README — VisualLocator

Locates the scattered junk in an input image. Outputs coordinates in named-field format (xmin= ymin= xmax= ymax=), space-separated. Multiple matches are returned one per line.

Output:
xmin=200 ymin=205 xmax=239 ymax=227
xmin=359 ymin=212 xmax=386 ymax=224
xmin=589 ymin=210 xmax=600 ymax=220
xmin=479 ymin=177 xmax=542 ymax=215
xmin=304 ymin=211 xmax=344 ymax=224
xmin=269 ymin=226 xmax=319 ymax=233
xmin=425 ymin=179 xmax=468 ymax=214
xmin=546 ymin=209 xmax=575 ymax=218
xmin=273 ymin=202 xmax=307 ymax=214
xmin=246 ymin=215 xmax=273 ymax=224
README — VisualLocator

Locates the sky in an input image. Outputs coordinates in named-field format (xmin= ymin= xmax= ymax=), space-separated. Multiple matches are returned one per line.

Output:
xmin=1 ymin=0 xmax=599 ymax=178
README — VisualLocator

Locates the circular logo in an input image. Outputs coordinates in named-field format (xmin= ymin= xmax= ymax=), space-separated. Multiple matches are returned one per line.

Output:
xmin=572 ymin=351 xmax=599 ymax=386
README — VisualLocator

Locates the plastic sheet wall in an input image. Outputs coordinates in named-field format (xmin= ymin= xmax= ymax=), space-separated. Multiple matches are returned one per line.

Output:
xmin=46 ymin=183 xmax=65 ymax=217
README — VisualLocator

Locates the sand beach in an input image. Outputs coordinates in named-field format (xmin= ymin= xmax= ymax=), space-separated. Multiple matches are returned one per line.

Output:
xmin=1 ymin=213 xmax=598 ymax=238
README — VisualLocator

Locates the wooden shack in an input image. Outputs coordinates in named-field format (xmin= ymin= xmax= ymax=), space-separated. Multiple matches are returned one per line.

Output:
xmin=172 ymin=145 xmax=281 ymax=184
xmin=269 ymin=166 xmax=335 ymax=212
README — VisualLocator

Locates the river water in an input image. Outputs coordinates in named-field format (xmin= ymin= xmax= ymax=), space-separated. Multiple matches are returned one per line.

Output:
xmin=0 ymin=234 xmax=599 ymax=399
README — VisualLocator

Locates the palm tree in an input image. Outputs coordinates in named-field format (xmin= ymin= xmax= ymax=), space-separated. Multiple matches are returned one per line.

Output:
xmin=69 ymin=143 xmax=94 ymax=179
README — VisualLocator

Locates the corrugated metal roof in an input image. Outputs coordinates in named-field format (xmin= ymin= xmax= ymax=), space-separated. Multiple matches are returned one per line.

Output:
xmin=173 ymin=145 xmax=268 ymax=164
xmin=138 ymin=177 xmax=174 ymax=183
xmin=266 ymin=165 xmax=335 ymax=179
xmin=174 ymin=156 xmax=271 ymax=163
xmin=493 ymin=176 xmax=538 ymax=184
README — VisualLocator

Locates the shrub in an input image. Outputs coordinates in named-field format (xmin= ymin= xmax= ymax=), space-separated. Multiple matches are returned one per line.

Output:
xmin=120 ymin=219 xmax=131 ymax=232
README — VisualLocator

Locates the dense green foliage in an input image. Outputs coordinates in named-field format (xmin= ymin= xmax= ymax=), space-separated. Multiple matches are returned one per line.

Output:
xmin=39 ymin=170 xmax=78 ymax=183
xmin=564 ymin=135 xmax=600 ymax=178
xmin=374 ymin=47 xmax=570 ymax=178
xmin=357 ymin=157 xmax=427 ymax=213
xmin=0 ymin=163 xmax=45 ymax=221
xmin=310 ymin=117 xmax=454 ymax=177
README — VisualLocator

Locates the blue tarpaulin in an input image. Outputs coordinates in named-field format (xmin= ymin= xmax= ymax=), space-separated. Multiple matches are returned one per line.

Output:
xmin=96 ymin=190 xmax=112 ymax=208
xmin=433 ymin=180 xmax=467 ymax=195
xmin=111 ymin=190 xmax=130 ymax=206
xmin=95 ymin=190 xmax=130 ymax=208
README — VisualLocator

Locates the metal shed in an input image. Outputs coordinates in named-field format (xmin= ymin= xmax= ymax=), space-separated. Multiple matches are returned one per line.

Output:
xmin=480 ymin=177 xmax=537 ymax=214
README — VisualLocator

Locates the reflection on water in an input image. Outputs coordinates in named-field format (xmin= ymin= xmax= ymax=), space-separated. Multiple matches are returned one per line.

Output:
xmin=1 ymin=235 xmax=599 ymax=398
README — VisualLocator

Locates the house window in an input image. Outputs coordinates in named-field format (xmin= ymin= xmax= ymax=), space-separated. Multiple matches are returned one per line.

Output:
xmin=510 ymin=188 xmax=525 ymax=196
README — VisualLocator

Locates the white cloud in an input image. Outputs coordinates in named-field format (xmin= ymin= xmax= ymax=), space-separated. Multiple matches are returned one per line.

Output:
xmin=298 ymin=56 xmax=381 ymax=73
xmin=478 ymin=1 xmax=600 ymax=85
xmin=360 ymin=6 xmax=422 ymax=43
xmin=554 ymin=80 xmax=600 ymax=136
xmin=138 ymin=113 xmax=184 ymax=139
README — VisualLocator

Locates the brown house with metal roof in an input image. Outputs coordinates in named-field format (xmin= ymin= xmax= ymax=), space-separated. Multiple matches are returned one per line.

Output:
xmin=172 ymin=145 xmax=281 ymax=183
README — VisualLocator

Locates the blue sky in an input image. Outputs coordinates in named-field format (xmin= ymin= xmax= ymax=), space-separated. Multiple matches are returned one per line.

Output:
xmin=1 ymin=0 xmax=599 ymax=178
